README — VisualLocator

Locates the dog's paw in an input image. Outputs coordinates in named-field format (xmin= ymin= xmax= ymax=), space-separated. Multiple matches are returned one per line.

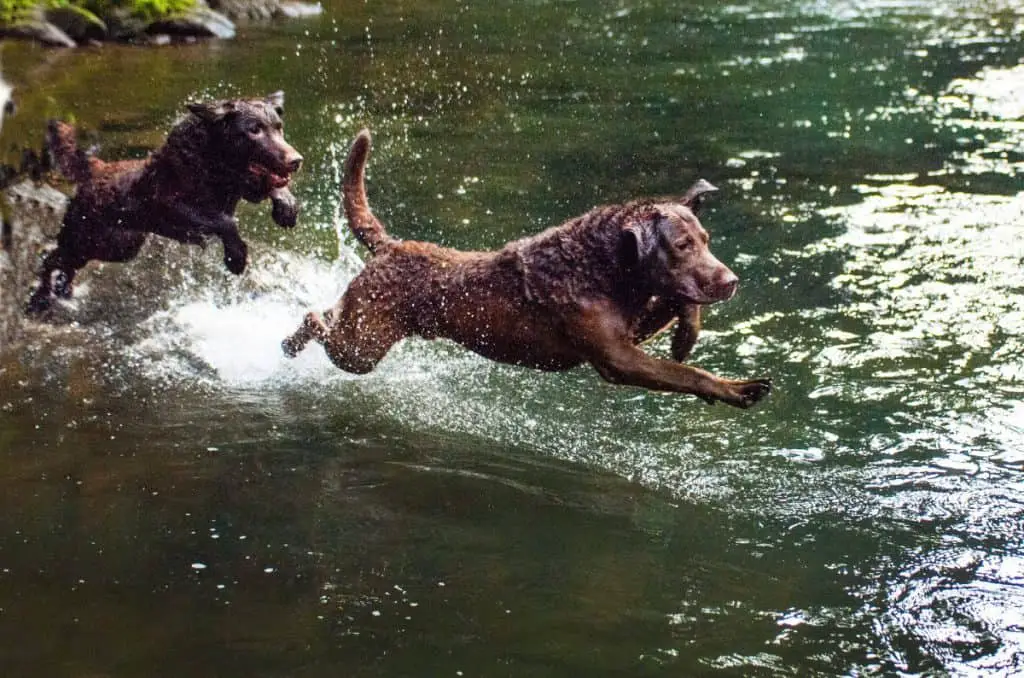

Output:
xmin=281 ymin=336 xmax=301 ymax=358
xmin=270 ymin=189 xmax=299 ymax=228
xmin=725 ymin=378 xmax=773 ymax=409
xmin=53 ymin=272 xmax=73 ymax=299
xmin=224 ymin=240 xmax=248 ymax=275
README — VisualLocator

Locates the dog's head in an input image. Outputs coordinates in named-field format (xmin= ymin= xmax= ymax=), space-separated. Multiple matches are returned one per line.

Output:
xmin=187 ymin=91 xmax=303 ymax=201
xmin=621 ymin=179 xmax=739 ymax=305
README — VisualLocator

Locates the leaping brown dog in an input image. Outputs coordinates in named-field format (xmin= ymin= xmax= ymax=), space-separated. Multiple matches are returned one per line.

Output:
xmin=282 ymin=129 xmax=771 ymax=408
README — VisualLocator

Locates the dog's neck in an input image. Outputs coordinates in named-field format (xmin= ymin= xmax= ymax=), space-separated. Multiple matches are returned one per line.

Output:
xmin=151 ymin=117 xmax=244 ymax=213
xmin=510 ymin=205 xmax=660 ymax=315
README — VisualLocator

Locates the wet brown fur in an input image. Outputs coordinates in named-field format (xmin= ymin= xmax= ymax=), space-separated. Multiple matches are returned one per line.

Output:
xmin=26 ymin=92 xmax=303 ymax=314
xmin=283 ymin=129 xmax=772 ymax=408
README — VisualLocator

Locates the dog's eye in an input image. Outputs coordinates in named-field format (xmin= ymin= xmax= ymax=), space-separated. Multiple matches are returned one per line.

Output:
xmin=246 ymin=122 xmax=263 ymax=136
xmin=674 ymin=237 xmax=693 ymax=251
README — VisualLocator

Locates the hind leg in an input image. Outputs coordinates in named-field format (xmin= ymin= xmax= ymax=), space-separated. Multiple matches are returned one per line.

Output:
xmin=282 ymin=310 xmax=331 ymax=358
xmin=282 ymin=283 xmax=407 ymax=374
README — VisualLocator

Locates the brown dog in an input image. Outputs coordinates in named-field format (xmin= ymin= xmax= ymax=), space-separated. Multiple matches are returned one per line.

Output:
xmin=283 ymin=129 xmax=771 ymax=408
xmin=26 ymin=92 xmax=303 ymax=314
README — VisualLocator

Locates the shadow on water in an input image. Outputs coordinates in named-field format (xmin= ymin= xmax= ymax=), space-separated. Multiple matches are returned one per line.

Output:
xmin=1 ymin=0 xmax=1024 ymax=675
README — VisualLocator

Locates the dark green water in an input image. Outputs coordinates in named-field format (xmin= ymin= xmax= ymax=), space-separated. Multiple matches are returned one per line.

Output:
xmin=2 ymin=0 xmax=1023 ymax=675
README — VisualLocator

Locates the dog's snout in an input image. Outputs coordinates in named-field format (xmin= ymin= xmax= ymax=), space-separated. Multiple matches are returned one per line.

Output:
xmin=721 ymin=272 xmax=739 ymax=299
xmin=287 ymin=155 xmax=303 ymax=173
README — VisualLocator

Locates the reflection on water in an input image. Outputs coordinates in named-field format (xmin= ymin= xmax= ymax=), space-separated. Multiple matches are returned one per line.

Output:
xmin=1 ymin=0 xmax=1024 ymax=675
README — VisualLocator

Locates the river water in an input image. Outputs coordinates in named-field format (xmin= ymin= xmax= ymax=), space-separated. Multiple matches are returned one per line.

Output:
xmin=1 ymin=1 xmax=1023 ymax=675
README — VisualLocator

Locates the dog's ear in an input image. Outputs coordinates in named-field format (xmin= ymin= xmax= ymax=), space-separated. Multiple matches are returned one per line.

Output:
xmin=266 ymin=91 xmax=285 ymax=116
xmin=681 ymin=179 xmax=718 ymax=214
xmin=187 ymin=100 xmax=234 ymax=123
xmin=621 ymin=218 xmax=658 ymax=267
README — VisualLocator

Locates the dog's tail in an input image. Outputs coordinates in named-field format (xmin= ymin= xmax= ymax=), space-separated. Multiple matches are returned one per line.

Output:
xmin=46 ymin=120 xmax=91 ymax=184
xmin=343 ymin=128 xmax=391 ymax=254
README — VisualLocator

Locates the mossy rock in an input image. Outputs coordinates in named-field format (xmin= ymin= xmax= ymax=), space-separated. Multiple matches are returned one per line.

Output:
xmin=0 ymin=10 xmax=76 ymax=46
xmin=45 ymin=5 xmax=106 ymax=41
xmin=144 ymin=4 xmax=233 ymax=38
xmin=207 ymin=0 xmax=318 ymax=21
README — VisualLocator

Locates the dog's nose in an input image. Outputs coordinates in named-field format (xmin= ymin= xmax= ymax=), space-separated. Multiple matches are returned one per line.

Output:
xmin=287 ymin=155 xmax=303 ymax=173
xmin=721 ymin=273 xmax=739 ymax=300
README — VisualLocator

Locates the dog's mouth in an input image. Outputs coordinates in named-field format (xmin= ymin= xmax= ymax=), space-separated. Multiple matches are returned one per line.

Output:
xmin=248 ymin=162 xmax=291 ymax=189
xmin=675 ymin=277 xmax=738 ymax=305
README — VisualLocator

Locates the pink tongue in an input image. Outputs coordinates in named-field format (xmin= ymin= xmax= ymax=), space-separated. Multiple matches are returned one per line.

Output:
xmin=270 ymin=174 xmax=289 ymax=189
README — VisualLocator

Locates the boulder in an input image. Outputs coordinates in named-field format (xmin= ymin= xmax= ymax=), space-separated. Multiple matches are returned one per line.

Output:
xmin=145 ymin=5 xmax=235 ymax=40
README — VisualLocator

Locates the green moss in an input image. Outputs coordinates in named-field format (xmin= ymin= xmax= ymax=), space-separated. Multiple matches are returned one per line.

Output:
xmin=84 ymin=0 xmax=196 ymax=22
xmin=0 ymin=0 xmax=39 ymax=25
xmin=0 ymin=0 xmax=195 ymax=26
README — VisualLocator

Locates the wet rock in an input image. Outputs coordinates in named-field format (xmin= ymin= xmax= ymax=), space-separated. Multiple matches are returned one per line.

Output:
xmin=208 ymin=0 xmax=320 ymax=21
xmin=144 ymin=5 xmax=235 ymax=40
xmin=45 ymin=6 xmax=107 ymax=43
xmin=0 ymin=180 xmax=68 ymax=348
xmin=0 ymin=71 xmax=12 ymax=134
xmin=0 ymin=14 xmax=76 ymax=48
xmin=275 ymin=2 xmax=322 ymax=19
xmin=102 ymin=8 xmax=148 ymax=42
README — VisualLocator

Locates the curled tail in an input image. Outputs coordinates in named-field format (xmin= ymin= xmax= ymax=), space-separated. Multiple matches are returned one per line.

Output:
xmin=343 ymin=128 xmax=391 ymax=254
xmin=46 ymin=119 xmax=91 ymax=183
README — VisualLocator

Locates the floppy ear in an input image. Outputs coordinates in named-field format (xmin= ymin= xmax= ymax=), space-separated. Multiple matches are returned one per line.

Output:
xmin=681 ymin=178 xmax=718 ymax=214
xmin=621 ymin=219 xmax=657 ymax=267
xmin=187 ymin=100 xmax=234 ymax=123
xmin=265 ymin=91 xmax=285 ymax=116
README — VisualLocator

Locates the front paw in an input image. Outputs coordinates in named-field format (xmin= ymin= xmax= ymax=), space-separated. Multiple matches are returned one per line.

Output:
xmin=53 ymin=272 xmax=73 ymax=299
xmin=270 ymin=188 xmax=299 ymax=228
xmin=224 ymin=240 xmax=248 ymax=275
xmin=722 ymin=378 xmax=773 ymax=409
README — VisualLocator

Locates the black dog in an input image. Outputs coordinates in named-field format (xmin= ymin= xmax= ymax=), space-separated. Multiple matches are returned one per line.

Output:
xmin=26 ymin=91 xmax=303 ymax=314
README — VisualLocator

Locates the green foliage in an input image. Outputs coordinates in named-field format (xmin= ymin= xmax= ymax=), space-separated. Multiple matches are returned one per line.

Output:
xmin=0 ymin=0 xmax=40 ymax=25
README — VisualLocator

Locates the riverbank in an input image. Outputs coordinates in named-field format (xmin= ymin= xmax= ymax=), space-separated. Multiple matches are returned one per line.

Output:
xmin=0 ymin=0 xmax=320 ymax=47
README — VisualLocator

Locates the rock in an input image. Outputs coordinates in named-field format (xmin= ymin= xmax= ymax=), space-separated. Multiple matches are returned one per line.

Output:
xmin=0 ymin=16 xmax=76 ymax=48
xmin=102 ymin=8 xmax=148 ymax=42
xmin=275 ymin=2 xmax=322 ymax=19
xmin=45 ymin=6 xmax=107 ymax=43
xmin=0 ymin=70 xmax=12 ymax=134
xmin=208 ymin=0 xmax=320 ymax=21
xmin=0 ymin=180 xmax=68 ymax=347
xmin=144 ymin=6 xmax=235 ymax=40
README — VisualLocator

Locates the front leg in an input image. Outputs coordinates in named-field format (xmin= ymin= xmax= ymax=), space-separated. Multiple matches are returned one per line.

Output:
xmin=161 ymin=202 xmax=248 ymax=274
xmin=632 ymin=298 xmax=702 ymax=363
xmin=581 ymin=305 xmax=771 ymax=409
xmin=594 ymin=344 xmax=771 ymax=408
xmin=270 ymin=187 xmax=299 ymax=228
